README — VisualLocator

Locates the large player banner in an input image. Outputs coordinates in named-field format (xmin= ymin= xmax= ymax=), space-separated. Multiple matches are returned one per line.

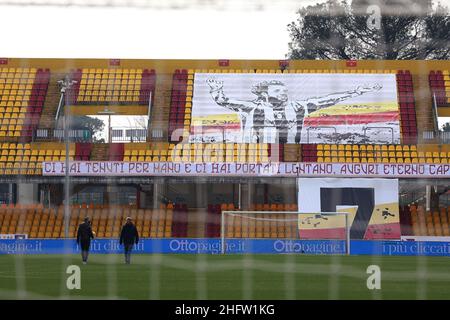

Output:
xmin=297 ymin=178 xmax=400 ymax=240
xmin=189 ymin=73 xmax=400 ymax=144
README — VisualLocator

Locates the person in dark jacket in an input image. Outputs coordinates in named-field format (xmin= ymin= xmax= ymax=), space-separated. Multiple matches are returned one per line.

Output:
xmin=119 ymin=217 xmax=139 ymax=264
xmin=76 ymin=217 xmax=95 ymax=264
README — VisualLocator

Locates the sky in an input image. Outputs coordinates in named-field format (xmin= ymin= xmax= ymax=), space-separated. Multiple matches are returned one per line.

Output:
xmin=0 ymin=5 xmax=307 ymax=60
xmin=0 ymin=0 xmax=446 ymax=60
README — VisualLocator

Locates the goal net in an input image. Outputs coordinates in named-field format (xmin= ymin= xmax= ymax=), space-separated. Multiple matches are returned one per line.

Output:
xmin=221 ymin=211 xmax=350 ymax=255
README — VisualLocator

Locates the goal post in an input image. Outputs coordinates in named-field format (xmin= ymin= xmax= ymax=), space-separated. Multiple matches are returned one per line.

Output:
xmin=221 ymin=211 xmax=350 ymax=255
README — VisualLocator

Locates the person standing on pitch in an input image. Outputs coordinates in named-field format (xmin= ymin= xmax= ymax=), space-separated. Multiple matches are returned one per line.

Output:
xmin=119 ymin=217 xmax=139 ymax=264
xmin=76 ymin=217 xmax=95 ymax=265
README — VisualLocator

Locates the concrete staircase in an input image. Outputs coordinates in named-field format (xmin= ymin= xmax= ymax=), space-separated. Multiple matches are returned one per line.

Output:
xmin=148 ymin=72 xmax=173 ymax=142
xmin=413 ymin=73 xmax=436 ymax=141
xmin=187 ymin=208 xmax=208 ymax=238
xmin=39 ymin=72 xmax=63 ymax=130
xmin=90 ymin=143 xmax=109 ymax=161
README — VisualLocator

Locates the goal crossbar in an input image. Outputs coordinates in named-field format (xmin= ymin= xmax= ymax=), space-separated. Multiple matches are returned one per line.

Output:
xmin=221 ymin=211 xmax=351 ymax=255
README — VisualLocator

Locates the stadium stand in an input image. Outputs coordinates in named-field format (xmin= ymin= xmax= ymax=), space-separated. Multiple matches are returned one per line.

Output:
xmin=74 ymin=142 xmax=92 ymax=161
xmin=405 ymin=204 xmax=450 ymax=237
xmin=397 ymin=70 xmax=418 ymax=144
xmin=0 ymin=204 xmax=173 ymax=238
xmin=314 ymin=144 xmax=450 ymax=163
xmin=0 ymin=67 xmax=49 ymax=141
xmin=123 ymin=142 xmax=275 ymax=162
xmin=108 ymin=143 xmax=124 ymax=161
xmin=66 ymin=68 xmax=155 ymax=106
xmin=224 ymin=212 xmax=299 ymax=239
xmin=0 ymin=59 xmax=449 ymax=241
xmin=0 ymin=142 xmax=76 ymax=175
xmin=429 ymin=70 xmax=449 ymax=107
xmin=168 ymin=69 xmax=190 ymax=142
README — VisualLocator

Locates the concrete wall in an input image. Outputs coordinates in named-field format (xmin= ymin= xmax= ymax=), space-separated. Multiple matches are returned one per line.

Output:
xmin=17 ymin=183 xmax=38 ymax=205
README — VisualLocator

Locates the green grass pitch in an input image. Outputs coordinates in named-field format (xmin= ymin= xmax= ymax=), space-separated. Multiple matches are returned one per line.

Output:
xmin=0 ymin=254 xmax=449 ymax=299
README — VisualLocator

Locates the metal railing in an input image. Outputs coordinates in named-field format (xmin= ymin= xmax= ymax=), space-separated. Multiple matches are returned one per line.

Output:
xmin=363 ymin=126 xmax=395 ymax=144
xmin=421 ymin=131 xmax=450 ymax=144
xmin=54 ymin=91 xmax=64 ymax=123
xmin=111 ymin=127 xmax=148 ymax=142
xmin=432 ymin=94 xmax=440 ymax=137
xmin=34 ymin=128 xmax=92 ymax=142
xmin=151 ymin=128 xmax=164 ymax=139
xmin=0 ymin=193 xmax=12 ymax=205
xmin=306 ymin=126 xmax=337 ymax=143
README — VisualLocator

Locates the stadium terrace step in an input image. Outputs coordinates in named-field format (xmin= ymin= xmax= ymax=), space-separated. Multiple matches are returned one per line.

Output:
xmin=108 ymin=143 xmax=124 ymax=161
xmin=186 ymin=208 xmax=208 ymax=238
xmin=149 ymin=73 xmax=174 ymax=142
xmin=90 ymin=143 xmax=109 ymax=161
xmin=38 ymin=71 xmax=61 ymax=130
xmin=413 ymin=73 xmax=436 ymax=139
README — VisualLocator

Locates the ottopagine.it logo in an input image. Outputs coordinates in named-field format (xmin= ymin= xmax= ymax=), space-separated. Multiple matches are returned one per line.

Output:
xmin=0 ymin=240 xmax=43 ymax=254
xmin=169 ymin=239 xmax=222 ymax=254
xmin=273 ymin=240 xmax=345 ymax=254
xmin=168 ymin=239 xmax=246 ymax=254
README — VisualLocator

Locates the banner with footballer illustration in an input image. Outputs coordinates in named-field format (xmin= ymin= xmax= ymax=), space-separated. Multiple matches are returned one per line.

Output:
xmin=297 ymin=178 xmax=400 ymax=240
xmin=189 ymin=73 xmax=400 ymax=144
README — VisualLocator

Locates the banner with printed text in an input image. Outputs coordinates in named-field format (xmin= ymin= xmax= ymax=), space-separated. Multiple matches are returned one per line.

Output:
xmin=2 ymin=239 xmax=450 ymax=256
xmin=42 ymin=161 xmax=450 ymax=178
